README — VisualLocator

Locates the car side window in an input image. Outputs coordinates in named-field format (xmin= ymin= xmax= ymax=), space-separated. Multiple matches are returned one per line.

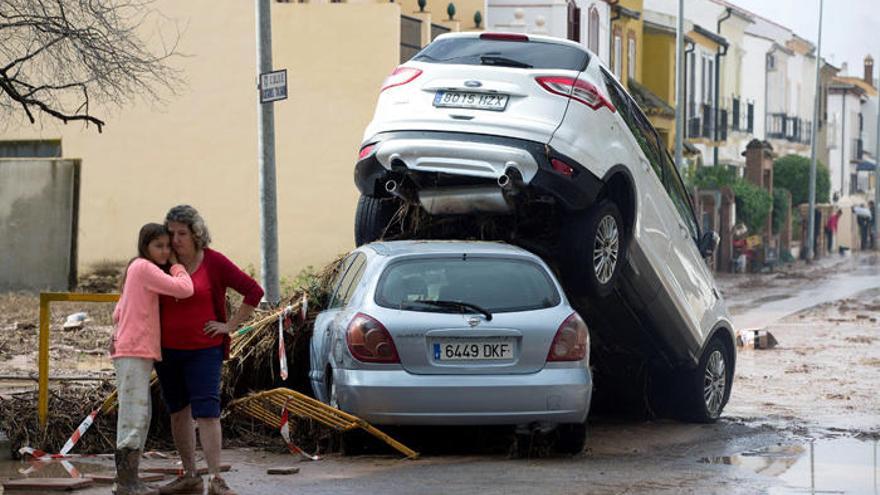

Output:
xmin=333 ymin=253 xmax=367 ymax=308
xmin=328 ymin=254 xmax=357 ymax=309
xmin=601 ymin=69 xmax=664 ymax=181
xmin=660 ymin=151 xmax=700 ymax=241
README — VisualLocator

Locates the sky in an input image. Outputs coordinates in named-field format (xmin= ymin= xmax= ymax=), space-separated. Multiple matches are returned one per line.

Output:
xmin=727 ymin=0 xmax=880 ymax=79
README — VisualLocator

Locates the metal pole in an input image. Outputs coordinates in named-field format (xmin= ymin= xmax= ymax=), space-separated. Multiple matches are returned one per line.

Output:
xmin=674 ymin=0 xmax=684 ymax=169
xmin=874 ymin=56 xmax=880 ymax=250
xmin=807 ymin=0 xmax=824 ymax=261
xmin=256 ymin=0 xmax=280 ymax=304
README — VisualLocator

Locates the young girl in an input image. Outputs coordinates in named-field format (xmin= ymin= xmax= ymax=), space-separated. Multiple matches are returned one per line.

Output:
xmin=111 ymin=223 xmax=194 ymax=495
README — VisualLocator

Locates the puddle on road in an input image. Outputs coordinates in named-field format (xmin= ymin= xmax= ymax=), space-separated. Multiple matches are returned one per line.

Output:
xmin=701 ymin=437 xmax=879 ymax=494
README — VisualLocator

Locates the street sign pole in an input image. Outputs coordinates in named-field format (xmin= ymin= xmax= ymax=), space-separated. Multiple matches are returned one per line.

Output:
xmin=256 ymin=0 xmax=280 ymax=304
xmin=806 ymin=0 xmax=823 ymax=261
xmin=674 ymin=0 xmax=685 ymax=170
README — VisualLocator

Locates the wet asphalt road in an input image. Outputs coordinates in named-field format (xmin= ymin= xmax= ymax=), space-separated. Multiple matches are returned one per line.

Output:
xmin=2 ymin=254 xmax=879 ymax=495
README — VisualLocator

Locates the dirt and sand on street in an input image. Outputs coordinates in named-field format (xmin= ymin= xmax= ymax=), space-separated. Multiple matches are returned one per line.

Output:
xmin=0 ymin=254 xmax=878 ymax=494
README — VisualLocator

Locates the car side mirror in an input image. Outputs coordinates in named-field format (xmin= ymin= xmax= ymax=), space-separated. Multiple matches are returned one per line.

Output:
xmin=699 ymin=231 xmax=720 ymax=257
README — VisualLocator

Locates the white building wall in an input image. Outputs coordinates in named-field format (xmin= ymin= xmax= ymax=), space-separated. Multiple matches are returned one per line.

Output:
xmin=487 ymin=0 xmax=610 ymax=64
xmin=741 ymin=34 xmax=771 ymax=140
xmin=828 ymin=91 xmax=863 ymax=198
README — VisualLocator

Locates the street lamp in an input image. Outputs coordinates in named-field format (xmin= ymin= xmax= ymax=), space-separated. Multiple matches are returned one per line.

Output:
xmin=806 ymin=0 xmax=824 ymax=261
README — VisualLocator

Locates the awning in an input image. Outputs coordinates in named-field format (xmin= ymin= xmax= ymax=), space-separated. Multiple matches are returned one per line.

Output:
xmin=856 ymin=160 xmax=876 ymax=172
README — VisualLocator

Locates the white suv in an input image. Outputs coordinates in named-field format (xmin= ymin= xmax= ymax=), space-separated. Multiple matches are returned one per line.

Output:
xmin=353 ymin=32 xmax=734 ymax=422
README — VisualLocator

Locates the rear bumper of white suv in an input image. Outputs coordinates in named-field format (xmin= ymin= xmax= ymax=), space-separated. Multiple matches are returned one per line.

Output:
xmin=355 ymin=131 xmax=605 ymax=211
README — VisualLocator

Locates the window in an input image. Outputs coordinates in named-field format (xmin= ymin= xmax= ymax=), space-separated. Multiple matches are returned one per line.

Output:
xmin=731 ymin=97 xmax=740 ymax=131
xmin=0 ymin=140 xmax=61 ymax=158
xmin=627 ymin=32 xmax=636 ymax=81
xmin=612 ymin=28 xmax=622 ymax=79
xmin=747 ymin=101 xmax=754 ymax=133
xmin=588 ymin=7 xmax=600 ymax=54
xmin=687 ymin=51 xmax=696 ymax=117
xmin=661 ymin=151 xmax=700 ymax=241
xmin=375 ymin=257 xmax=560 ymax=313
xmin=602 ymin=69 xmax=663 ymax=181
xmin=413 ymin=37 xmax=590 ymax=71
xmin=567 ymin=0 xmax=581 ymax=43
xmin=701 ymin=53 xmax=714 ymax=104
xmin=328 ymin=253 xmax=367 ymax=308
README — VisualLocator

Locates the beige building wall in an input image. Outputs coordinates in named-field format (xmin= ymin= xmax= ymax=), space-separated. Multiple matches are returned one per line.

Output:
xmin=2 ymin=1 xmax=400 ymax=278
xmin=396 ymin=0 xmax=486 ymax=31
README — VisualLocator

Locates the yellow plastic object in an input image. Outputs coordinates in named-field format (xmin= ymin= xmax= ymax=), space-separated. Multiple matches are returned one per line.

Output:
xmin=38 ymin=292 xmax=120 ymax=426
xmin=228 ymin=388 xmax=419 ymax=459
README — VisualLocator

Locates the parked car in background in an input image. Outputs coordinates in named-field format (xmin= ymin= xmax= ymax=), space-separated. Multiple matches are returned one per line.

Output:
xmin=353 ymin=32 xmax=734 ymax=422
xmin=309 ymin=240 xmax=592 ymax=452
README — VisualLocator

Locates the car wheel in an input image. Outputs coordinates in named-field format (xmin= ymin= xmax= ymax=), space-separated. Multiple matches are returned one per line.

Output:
xmin=682 ymin=337 xmax=732 ymax=423
xmin=555 ymin=421 xmax=588 ymax=454
xmin=354 ymin=194 xmax=401 ymax=246
xmin=560 ymin=200 xmax=626 ymax=298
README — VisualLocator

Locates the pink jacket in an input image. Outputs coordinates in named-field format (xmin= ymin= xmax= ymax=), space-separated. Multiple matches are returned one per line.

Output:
xmin=112 ymin=259 xmax=194 ymax=361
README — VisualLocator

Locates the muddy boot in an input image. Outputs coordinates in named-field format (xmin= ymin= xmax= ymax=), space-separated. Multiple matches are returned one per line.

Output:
xmin=158 ymin=473 xmax=203 ymax=494
xmin=115 ymin=448 xmax=158 ymax=495
xmin=124 ymin=448 xmax=158 ymax=495
xmin=207 ymin=475 xmax=237 ymax=495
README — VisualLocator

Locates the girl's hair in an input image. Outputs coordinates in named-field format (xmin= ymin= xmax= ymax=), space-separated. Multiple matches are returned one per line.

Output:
xmin=165 ymin=204 xmax=211 ymax=250
xmin=119 ymin=223 xmax=171 ymax=293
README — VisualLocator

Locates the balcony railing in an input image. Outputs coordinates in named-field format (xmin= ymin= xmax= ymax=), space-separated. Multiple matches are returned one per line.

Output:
xmin=766 ymin=113 xmax=812 ymax=144
xmin=687 ymin=103 xmax=727 ymax=141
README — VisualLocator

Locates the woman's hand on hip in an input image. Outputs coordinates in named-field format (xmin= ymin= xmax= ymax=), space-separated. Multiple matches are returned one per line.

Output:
xmin=204 ymin=321 xmax=232 ymax=337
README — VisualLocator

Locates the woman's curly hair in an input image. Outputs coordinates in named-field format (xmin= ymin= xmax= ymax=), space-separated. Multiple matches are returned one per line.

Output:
xmin=165 ymin=204 xmax=212 ymax=249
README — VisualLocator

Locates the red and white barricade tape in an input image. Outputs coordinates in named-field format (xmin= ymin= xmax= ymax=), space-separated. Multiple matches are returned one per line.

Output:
xmin=279 ymin=406 xmax=320 ymax=461
xmin=278 ymin=310 xmax=289 ymax=381
xmin=60 ymin=409 xmax=98 ymax=455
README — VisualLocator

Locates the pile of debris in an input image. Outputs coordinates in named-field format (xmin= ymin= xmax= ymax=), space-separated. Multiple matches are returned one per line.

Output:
xmin=0 ymin=259 xmax=351 ymax=458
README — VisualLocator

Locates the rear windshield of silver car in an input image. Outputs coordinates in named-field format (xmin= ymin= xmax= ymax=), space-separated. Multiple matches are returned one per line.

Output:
xmin=412 ymin=38 xmax=589 ymax=71
xmin=375 ymin=257 xmax=561 ymax=313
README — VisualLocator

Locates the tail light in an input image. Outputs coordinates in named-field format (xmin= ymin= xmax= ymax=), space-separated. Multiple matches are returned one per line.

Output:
xmin=551 ymin=158 xmax=575 ymax=177
xmin=480 ymin=33 xmax=529 ymax=42
xmin=547 ymin=313 xmax=589 ymax=362
xmin=358 ymin=143 xmax=376 ymax=160
xmin=380 ymin=66 xmax=422 ymax=92
xmin=346 ymin=313 xmax=400 ymax=363
xmin=535 ymin=76 xmax=615 ymax=112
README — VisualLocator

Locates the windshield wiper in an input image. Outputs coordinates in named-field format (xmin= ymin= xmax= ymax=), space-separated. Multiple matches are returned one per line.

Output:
xmin=409 ymin=299 xmax=493 ymax=321
xmin=479 ymin=55 xmax=532 ymax=69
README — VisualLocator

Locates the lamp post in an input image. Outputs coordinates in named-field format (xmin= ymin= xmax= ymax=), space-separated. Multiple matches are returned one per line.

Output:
xmin=806 ymin=0 xmax=824 ymax=261
xmin=674 ymin=0 xmax=685 ymax=170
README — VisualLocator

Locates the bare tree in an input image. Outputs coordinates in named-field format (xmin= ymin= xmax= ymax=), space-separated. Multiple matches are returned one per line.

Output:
xmin=0 ymin=0 xmax=181 ymax=132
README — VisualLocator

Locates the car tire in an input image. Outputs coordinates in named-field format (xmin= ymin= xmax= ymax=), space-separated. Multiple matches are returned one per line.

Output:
xmin=555 ymin=421 xmax=588 ymax=454
xmin=354 ymin=194 xmax=401 ymax=246
xmin=681 ymin=337 xmax=733 ymax=423
xmin=560 ymin=200 xmax=626 ymax=298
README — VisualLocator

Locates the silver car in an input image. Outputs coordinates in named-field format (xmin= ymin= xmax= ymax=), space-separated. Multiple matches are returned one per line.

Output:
xmin=309 ymin=240 xmax=592 ymax=451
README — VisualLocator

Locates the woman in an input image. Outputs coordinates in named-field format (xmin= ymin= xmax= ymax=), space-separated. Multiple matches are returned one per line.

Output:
xmin=155 ymin=205 xmax=263 ymax=495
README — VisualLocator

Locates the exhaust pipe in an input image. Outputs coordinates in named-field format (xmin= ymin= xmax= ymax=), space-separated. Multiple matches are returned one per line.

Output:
xmin=385 ymin=180 xmax=398 ymax=194
xmin=419 ymin=186 xmax=512 ymax=215
xmin=497 ymin=174 xmax=511 ymax=189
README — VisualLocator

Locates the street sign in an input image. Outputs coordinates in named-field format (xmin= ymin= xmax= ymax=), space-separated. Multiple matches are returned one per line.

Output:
xmin=259 ymin=69 xmax=288 ymax=103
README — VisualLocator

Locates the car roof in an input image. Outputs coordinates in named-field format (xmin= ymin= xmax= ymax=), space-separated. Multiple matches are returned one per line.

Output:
xmin=363 ymin=240 xmax=541 ymax=259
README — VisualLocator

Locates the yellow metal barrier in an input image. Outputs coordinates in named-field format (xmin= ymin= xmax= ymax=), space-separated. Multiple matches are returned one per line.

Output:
xmin=38 ymin=292 xmax=120 ymax=426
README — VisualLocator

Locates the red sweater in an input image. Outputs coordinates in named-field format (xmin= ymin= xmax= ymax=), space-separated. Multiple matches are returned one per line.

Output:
xmin=160 ymin=248 xmax=264 ymax=353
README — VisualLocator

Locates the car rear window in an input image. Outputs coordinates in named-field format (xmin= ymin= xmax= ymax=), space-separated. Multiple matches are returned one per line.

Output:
xmin=413 ymin=37 xmax=589 ymax=71
xmin=375 ymin=257 xmax=561 ymax=313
